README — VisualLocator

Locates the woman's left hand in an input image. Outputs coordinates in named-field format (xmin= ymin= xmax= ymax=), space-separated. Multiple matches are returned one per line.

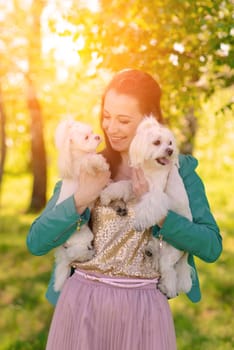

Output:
xmin=131 ymin=167 xmax=149 ymax=199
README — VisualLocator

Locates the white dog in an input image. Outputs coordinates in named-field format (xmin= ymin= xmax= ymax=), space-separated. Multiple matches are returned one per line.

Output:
xmin=53 ymin=119 xmax=109 ymax=292
xmin=100 ymin=116 xmax=193 ymax=298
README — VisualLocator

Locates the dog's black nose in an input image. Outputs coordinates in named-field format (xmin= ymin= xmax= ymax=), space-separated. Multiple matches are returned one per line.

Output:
xmin=166 ymin=148 xmax=173 ymax=156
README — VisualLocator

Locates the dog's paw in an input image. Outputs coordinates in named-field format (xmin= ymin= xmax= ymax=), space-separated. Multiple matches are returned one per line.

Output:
xmin=54 ymin=263 xmax=72 ymax=292
xmin=132 ymin=210 xmax=154 ymax=231
xmin=100 ymin=189 xmax=113 ymax=206
xmin=100 ymin=180 xmax=133 ymax=206
xmin=100 ymin=160 xmax=110 ymax=172
xmin=158 ymin=277 xmax=178 ymax=299
xmin=81 ymin=155 xmax=109 ymax=176
xmin=92 ymin=156 xmax=109 ymax=173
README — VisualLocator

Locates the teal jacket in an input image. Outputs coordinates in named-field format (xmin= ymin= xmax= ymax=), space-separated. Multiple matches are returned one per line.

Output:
xmin=26 ymin=155 xmax=222 ymax=306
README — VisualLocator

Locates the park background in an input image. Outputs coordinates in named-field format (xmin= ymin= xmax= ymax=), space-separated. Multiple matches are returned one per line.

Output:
xmin=0 ymin=1 xmax=233 ymax=349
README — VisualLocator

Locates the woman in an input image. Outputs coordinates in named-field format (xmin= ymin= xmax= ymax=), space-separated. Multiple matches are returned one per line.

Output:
xmin=27 ymin=69 xmax=222 ymax=350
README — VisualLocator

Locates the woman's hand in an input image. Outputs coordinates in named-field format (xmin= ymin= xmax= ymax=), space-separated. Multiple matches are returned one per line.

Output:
xmin=74 ymin=169 xmax=111 ymax=214
xmin=131 ymin=167 xmax=149 ymax=199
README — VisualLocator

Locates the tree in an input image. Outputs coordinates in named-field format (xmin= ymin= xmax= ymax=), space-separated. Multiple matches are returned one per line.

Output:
xmin=0 ymin=83 xmax=6 ymax=188
xmin=0 ymin=0 xmax=47 ymax=211
xmin=26 ymin=75 xmax=47 ymax=211
xmin=26 ymin=1 xmax=47 ymax=211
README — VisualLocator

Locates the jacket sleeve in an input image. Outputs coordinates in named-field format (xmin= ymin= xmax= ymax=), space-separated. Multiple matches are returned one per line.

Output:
xmin=159 ymin=155 xmax=222 ymax=263
xmin=26 ymin=181 xmax=90 ymax=256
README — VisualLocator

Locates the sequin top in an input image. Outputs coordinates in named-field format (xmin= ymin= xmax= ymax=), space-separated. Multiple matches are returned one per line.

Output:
xmin=72 ymin=201 xmax=160 ymax=279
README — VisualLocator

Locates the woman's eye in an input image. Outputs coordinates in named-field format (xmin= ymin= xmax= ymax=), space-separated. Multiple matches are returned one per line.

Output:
xmin=120 ymin=120 xmax=130 ymax=124
xmin=169 ymin=141 xmax=172 ymax=145
xmin=85 ymin=135 xmax=89 ymax=140
xmin=153 ymin=140 xmax=161 ymax=146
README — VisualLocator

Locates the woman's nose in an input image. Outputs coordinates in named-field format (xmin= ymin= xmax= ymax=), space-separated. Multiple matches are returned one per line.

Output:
xmin=107 ymin=119 xmax=118 ymax=133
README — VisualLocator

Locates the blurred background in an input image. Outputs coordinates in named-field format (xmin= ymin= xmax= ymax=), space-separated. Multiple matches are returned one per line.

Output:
xmin=0 ymin=0 xmax=233 ymax=349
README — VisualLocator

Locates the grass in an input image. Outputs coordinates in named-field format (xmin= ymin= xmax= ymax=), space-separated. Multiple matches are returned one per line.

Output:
xmin=0 ymin=175 xmax=54 ymax=350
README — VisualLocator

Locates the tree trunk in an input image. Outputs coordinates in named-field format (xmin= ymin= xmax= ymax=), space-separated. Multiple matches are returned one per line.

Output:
xmin=26 ymin=0 xmax=47 ymax=212
xmin=180 ymin=108 xmax=197 ymax=155
xmin=27 ymin=76 xmax=47 ymax=212
xmin=0 ymin=84 xmax=6 ymax=189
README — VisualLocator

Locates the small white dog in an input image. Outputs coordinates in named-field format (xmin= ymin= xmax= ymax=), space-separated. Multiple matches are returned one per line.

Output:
xmin=53 ymin=119 xmax=109 ymax=292
xmin=100 ymin=116 xmax=193 ymax=298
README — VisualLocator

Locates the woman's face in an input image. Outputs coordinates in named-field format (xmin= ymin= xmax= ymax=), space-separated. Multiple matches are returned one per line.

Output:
xmin=102 ymin=90 xmax=144 ymax=156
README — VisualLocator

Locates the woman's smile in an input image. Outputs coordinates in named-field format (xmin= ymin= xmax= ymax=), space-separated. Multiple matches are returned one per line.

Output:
xmin=102 ymin=90 xmax=144 ymax=155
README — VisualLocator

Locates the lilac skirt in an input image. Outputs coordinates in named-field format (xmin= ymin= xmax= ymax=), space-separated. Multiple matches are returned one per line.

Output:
xmin=46 ymin=270 xmax=177 ymax=350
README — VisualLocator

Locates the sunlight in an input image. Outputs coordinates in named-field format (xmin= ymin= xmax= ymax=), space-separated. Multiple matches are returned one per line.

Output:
xmin=41 ymin=4 xmax=85 ymax=68
xmin=80 ymin=0 xmax=100 ymax=12
xmin=40 ymin=1 xmax=102 ymax=73
xmin=43 ymin=34 xmax=83 ymax=66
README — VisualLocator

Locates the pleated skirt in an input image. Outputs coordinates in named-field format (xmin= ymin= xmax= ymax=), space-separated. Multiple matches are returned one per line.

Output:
xmin=46 ymin=270 xmax=177 ymax=350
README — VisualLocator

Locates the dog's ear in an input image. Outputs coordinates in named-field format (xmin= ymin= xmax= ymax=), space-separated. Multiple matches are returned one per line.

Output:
xmin=174 ymin=149 xmax=180 ymax=168
xmin=168 ymin=129 xmax=180 ymax=168
xmin=129 ymin=116 xmax=159 ymax=167
xmin=169 ymin=130 xmax=180 ymax=168
xmin=136 ymin=115 xmax=160 ymax=134
xmin=129 ymin=130 xmax=149 ymax=167
xmin=55 ymin=120 xmax=75 ymax=177
xmin=55 ymin=120 xmax=74 ymax=149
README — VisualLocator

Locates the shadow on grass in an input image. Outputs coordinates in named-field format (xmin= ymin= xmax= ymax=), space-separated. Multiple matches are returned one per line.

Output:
xmin=174 ymin=312 xmax=211 ymax=349
xmin=1 ymin=213 xmax=53 ymax=350
xmin=1 ymin=271 xmax=54 ymax=350
xmin=174 ymin=310 xmax=233 ymax=350
xmin=200 ymin=248 xmax=234 ymax=304
xmin=0 ymin=213 xmax=34 ymax=236
xmin=4 ymin=328 xmax=49 ymax=350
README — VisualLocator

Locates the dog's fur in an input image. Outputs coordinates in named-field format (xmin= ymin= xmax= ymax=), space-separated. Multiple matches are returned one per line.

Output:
xmin=100 ymin=116 xmax=193 ymax=298
xmin=53 ymin=119 xmax=109 ymax=292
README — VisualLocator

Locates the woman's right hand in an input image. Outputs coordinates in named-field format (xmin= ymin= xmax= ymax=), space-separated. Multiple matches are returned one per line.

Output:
xmin=74 ymin=169 xmax=111 ymax=214
xmin=131 ymin=167 xmax=149 ymax=199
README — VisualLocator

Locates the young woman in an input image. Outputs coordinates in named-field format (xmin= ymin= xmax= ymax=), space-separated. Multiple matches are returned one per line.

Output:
xmin=27 ymin=69 xmax=222 ymax=350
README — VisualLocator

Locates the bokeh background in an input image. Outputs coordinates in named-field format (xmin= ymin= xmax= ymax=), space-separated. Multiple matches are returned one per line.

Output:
xmin=0 ymin=1 xmax=233 ymax=349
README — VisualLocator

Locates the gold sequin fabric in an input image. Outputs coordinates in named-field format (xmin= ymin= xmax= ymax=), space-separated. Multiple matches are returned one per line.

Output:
xmin=73 ymin=201 xmax=160 ymax=279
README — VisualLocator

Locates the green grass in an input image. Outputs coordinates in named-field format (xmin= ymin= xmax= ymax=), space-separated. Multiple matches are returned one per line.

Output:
xmin=0 ymin=175 xmax=54 ymax=350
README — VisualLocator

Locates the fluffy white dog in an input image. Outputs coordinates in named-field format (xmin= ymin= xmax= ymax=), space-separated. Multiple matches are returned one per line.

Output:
xmin=100 ymin=116 xmax=193 ymax=298
xmin=53 ymin=119 xmax=109 ymax=292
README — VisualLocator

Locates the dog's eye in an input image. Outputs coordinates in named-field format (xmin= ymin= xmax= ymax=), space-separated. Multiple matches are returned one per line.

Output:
xmin=153 ymin=140 xmax=161 ymax=146
xmin=169 ymin=141 xmax=172 ymax=145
